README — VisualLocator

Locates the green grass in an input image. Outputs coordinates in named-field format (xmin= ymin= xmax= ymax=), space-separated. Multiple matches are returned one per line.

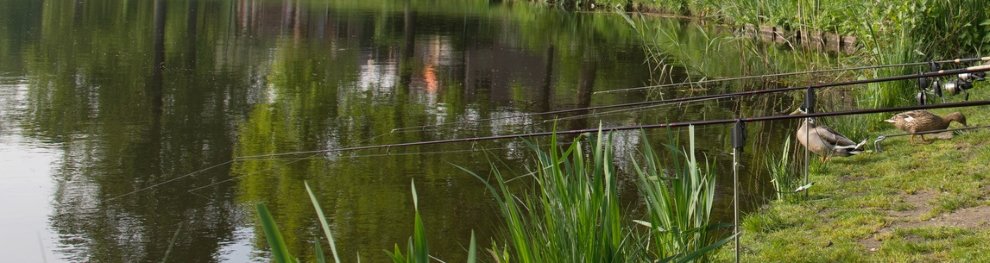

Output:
xmin=714 ymin=87 xmax=990 ymax=262
xmin=607 ymin=0 xmax=990 ymax=57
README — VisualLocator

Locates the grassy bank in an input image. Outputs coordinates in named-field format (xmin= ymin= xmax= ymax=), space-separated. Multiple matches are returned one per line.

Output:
xmin=549 ymin=0 xmax=989 ymax=55
xmin=714 ymin=87 xmax=990 ymax=261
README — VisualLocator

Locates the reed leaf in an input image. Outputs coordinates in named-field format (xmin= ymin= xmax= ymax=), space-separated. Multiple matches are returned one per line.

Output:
xmin=633 ymin=125 xmax=720 ymax=261
xmin=305 ymin=181 xmax=341 ymax=263
xmin=467 ymin=231 xmax=477 ymax=263
xmin=256 ymin=203 xmax=296 ymax=263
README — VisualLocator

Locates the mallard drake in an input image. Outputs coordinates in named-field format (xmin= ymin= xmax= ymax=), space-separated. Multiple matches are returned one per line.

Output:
xmin=791 ymin=109 xmax=867 ymax=162
xmin=885 ymin=111 xmax=967 ymax=143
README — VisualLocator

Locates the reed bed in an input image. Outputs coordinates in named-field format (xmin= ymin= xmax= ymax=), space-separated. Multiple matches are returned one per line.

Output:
xmin=253 ymin=128 xmax=730 ymax=262
xmin=463 ymin=127 xmax=730 ymax=262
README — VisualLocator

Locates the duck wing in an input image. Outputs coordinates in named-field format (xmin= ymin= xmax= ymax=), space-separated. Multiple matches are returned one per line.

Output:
xmin=896 ymin=110 xmax=940 ymax=132
xmin=812 ymin=124 xmax=858 ymax=147
xmin=899 ymin=110 xmax=934 ymax=120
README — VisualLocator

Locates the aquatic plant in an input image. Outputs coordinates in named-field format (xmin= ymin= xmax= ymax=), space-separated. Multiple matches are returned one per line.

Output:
xmin=462 ymin=130 xmax=632 ymax=263
xmin=632 ymin=126 xmax=729 ymax=261
xmin=461 ymin=127 xmax=730 ymax=262
xmin=765 ymin=136 xmax=798 ymax=202
xmin=254 ymin=181 xmax=478 ymax=263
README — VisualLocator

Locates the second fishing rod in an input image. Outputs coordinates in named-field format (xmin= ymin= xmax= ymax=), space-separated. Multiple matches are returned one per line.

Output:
xmin=389 ymin=62 xmax=990 ymax=134
xmin=594 ymin=56 xmax=990 ymax=95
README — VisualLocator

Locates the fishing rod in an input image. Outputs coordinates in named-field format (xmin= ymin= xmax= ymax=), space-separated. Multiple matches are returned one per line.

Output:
xmin=114 ymin=99 xmax=990 ymax=201
xmin=594 ymin=56 xmax=990 ymax=95
xmin=236 ymin=99 xmax=990 ymax=159
xmin=110 ymin=64 xmax=990 ymax=202
xmin=387 ymin=63 xmax=990 ymax=135
xmin=399 ymin=96 xmax=720 ymax=136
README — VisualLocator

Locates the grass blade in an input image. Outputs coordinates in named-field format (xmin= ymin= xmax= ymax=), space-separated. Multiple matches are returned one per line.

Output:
xmin=305 ymin=181 xmax=341 ymax=263
xmin=314 ymin=238 xmax=327 ymax=263
xmin=467 ymin=231 xmax=477 ymax=263
xmin=411 ymin=180 xmax=429 ymax=263
xmin=256 ymin=203 xmax=295 ymax=263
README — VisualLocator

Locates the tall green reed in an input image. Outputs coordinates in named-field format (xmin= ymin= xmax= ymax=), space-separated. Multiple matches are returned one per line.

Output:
xmin=462 ymin=127 xmax=730 ymax=263
xmin=254 ymin=181 xmax=477 ymax=263
xmin=462 ymin=130 xmax=631 ymax=263
xmin=765 ymin=136 xmax=799 ymax=202
xmin=632 ymin=126 xmax=729 ymax=262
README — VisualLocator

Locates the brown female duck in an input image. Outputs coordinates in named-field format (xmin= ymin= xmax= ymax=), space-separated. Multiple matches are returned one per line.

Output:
xmin=885 ymin=111 xmax=967 ymax=143
xmin=792 ymin=109 xmax=867 ymax=162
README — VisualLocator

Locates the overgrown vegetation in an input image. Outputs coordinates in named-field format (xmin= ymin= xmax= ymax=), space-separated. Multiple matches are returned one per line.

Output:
xmin=254 ymin=128 xmax=732 ymax=262
xmin=462 ymin=127 xmax=731 ymax=262
xmin=633 ymin=127 xmax=726 ymax=261
xmin=548 ymin=0 xmax=990 ymax=57
xmin=765 ymin=136 xmax=800 ymax=203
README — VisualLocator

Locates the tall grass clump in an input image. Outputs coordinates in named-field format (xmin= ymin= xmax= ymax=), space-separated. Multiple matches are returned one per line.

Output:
xmin=765 ymin=136 xmax=799 ymax=202
xmin=463 ymin=127 xmax=730 ymax=262
xmin=854 ymin=26 xmax=918 ymax=132
xmin=632 ymin=126 xmax=728 ymax=262
xmin=464 ymin=130 xmax=631 ymax=263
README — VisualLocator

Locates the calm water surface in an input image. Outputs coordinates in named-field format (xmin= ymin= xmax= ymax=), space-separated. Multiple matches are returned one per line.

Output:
xmin=0 ymin=0 xmax=817 ymax=261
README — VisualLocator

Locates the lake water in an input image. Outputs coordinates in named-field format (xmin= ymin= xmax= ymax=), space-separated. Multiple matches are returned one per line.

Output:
xmin=0 ymin=0 xmax=824 ymax=261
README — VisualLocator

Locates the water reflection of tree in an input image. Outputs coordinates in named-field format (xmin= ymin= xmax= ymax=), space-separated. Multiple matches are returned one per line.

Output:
xmin=12 ymin=0 xmax=690 ymax=262
xmin=20 ymin=0 xmax=264 ymax=261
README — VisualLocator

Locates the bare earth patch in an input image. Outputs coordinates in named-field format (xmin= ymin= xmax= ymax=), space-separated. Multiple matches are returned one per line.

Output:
xmin=859 ymin=190 xmax=990 ymax=251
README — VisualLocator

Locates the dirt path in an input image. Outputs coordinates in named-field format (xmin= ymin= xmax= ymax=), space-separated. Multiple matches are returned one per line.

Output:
xmin=860 ymin=190 xmax=990 ymax=251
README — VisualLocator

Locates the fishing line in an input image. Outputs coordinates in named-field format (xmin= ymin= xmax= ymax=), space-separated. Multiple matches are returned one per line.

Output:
xmin=130 ymin=99 xmax=990 ymax=200
xmin=185 ymin=143 xmax=559 ymax=194
xmin=234 ymin=142 xmax=561 ymax=161
xmin=594 ymin=56 xmax=990 ymax=95
xmin=233 ymin=99 xmax=990 ymax=160
xmin=183 ymin=153 xmax=319 ymax=198
xmin=106 ymin=159 xmax=236 ymax=202
xmin=387 ymin=97 xmax=716 ymax=138
xmin=112 ymin=65 xmax=990 ymax=199
xmin=384 ymin=62 xmax=990 ymax=136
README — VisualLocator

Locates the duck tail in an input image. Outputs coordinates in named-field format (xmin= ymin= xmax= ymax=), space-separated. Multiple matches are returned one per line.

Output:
xmin=848 ymin=140 xmax=867 ymax=154
xmin=855 ymin=139 xmax=867 ymax=151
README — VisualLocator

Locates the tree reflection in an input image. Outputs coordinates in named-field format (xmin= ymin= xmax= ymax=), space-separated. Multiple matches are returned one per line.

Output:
xmin=4 ymin=0 xmax=809 ymax=261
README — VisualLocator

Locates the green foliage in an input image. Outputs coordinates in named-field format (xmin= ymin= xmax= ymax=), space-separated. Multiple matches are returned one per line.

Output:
xmin=633 ymin=126 xmax=722 ymax=261
xmin=462 ymin=127 xmax=730 ymax=262
xmin=385 ymin=181 xmax=431 ymax=263
xmin=765 ymin=136 xmax=799 ymax=202
xmin=305 ymin=182 xmax=342 ymax=263
xmin=631 ymin=0 xmax=990 ymax=57
xmin=256 ymin=204 xmax=299 ymax=263
xmin=464 ymin=130 xmax=631 ymax=263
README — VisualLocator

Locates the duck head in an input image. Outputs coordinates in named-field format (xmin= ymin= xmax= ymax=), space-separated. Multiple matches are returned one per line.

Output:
xmin=945 ymin=112 xmax=968 ymax=127
xmin=789 ymin=108 xmax=816 ymax=125
xmin=884 ymin=115 xmax=899 ymax=123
